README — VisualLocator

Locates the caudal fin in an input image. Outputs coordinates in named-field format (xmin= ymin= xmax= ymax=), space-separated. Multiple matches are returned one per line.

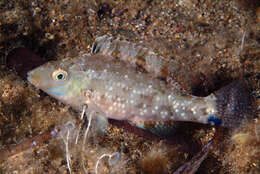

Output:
xmin=214 ymin=79 xmax=253 ymax=128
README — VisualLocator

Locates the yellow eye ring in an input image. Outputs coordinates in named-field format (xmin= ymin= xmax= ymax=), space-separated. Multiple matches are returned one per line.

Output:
xmin=52 ymin=69 xmax=68 ymax=81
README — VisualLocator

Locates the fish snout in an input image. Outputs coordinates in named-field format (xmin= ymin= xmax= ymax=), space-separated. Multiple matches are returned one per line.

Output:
xmin=27 ymin=71 xmax=40 ymax=87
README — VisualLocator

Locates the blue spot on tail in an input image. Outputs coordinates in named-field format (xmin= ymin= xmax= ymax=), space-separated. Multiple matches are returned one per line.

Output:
xmin=207 ymin=115 xmax=222 ymax=126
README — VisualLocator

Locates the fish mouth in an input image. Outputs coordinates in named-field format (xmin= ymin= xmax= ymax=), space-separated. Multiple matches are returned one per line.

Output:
xmin=27 ymin=71 xmax=40 ymax=87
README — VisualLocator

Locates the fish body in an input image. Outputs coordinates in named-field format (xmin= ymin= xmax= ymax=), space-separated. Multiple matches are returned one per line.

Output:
xmin=25 ymin=37 xmax=252 ymax=174
xmin=27 ymin=54 xmax=226 ymax=135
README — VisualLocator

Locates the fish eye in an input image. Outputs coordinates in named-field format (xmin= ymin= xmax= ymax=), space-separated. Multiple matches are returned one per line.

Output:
xmin=52 ymin=69 xmax=68 ymax=81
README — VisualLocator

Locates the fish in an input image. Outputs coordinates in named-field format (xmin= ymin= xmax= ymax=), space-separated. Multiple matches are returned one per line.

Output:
xmin=27 ymin=51 xmax=251 ymax=136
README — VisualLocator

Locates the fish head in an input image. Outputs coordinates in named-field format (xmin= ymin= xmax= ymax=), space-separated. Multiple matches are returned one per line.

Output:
xmin=27 ymin=58 xmax=87 ymax=109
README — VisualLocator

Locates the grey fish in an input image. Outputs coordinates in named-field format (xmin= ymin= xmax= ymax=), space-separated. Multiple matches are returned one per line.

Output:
xmin=27 ymin=51 xmax=251 ymax=136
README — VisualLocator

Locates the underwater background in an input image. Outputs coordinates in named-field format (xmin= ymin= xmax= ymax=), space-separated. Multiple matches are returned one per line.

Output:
xmin=0 ymin=0 xmax=259 ymax=173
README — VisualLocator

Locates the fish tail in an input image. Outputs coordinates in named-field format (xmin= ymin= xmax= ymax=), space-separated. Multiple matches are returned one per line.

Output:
xmin=214 ymin=79 xmax=253 ymax=128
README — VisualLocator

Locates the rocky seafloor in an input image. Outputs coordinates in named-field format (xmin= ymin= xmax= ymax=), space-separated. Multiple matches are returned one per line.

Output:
xmin=0 ymin=0 xmax=259 ymax=173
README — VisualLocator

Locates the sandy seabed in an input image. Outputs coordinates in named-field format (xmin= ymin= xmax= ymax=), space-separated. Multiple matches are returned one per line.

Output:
xmin=0 ymin=0 xmax=259 ymax=173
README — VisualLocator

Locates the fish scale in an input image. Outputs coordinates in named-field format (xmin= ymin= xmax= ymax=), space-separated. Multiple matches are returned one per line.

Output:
xmin=27 ymin=36 xmax=251 ymax=135
xmin=27 ymin=54 xmax=223 ymax=136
